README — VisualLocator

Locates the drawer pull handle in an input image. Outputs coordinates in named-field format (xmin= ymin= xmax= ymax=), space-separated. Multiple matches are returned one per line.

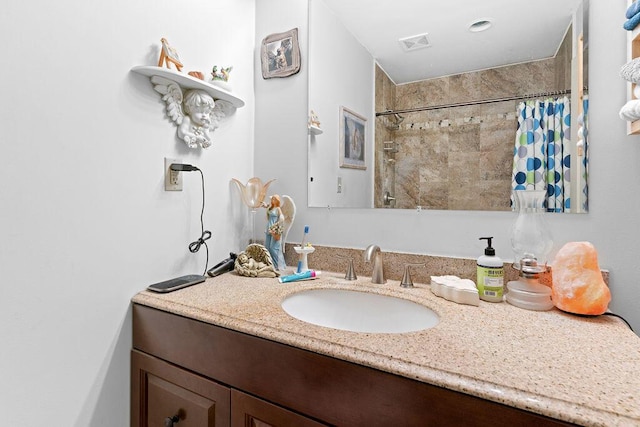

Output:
xmin=165 ymin=414 xmax=180 ymax=426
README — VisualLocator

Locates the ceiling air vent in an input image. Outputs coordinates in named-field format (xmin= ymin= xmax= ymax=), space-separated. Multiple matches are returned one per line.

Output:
xmin=398 ymin=33 xmax=431 ymax=52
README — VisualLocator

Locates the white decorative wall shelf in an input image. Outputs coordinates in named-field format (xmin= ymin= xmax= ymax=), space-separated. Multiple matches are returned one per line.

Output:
xmin=308 ymin=124 xmax=323 ymax=135
xmin=132 ymin=66 xmax=245 ymax=108
xmin=131 ymin=65 xmax=245 ymax=148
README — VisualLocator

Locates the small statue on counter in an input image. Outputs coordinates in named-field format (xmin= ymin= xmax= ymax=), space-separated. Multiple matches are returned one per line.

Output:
xmin=234 ymin=243 xmax=279 ymax=278
xmin=264 ymin=195 xmax=287 ymax=270
xmin=263 ymin=194 xmax=296 ymax=271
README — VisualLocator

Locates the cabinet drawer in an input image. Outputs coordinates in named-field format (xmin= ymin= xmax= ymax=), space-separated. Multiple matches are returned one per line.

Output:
xmin=132 ymin=350 xmax=231 ymax=427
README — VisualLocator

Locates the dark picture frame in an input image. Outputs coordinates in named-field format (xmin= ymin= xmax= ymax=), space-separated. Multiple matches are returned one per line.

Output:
xmin=261 ymin=28 xmax=301 ymax=79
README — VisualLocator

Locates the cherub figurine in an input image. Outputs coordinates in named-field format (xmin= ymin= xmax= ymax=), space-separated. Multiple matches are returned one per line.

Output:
xmin=234 ymin=243 xmax=279 ymax=278
xmin=150 ymin=75 xmax=233 ymax=149
xmin=179 ymin=90 xmax=215 ymax=148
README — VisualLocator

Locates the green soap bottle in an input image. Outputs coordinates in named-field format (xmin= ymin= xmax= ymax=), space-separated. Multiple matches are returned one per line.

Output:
xmin=477 ymin=237 xmax=504 ymax=302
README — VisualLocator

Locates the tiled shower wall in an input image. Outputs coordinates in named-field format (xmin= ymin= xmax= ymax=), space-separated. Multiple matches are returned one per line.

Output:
xmin=375 ymin=30 xmax=572 ymax=210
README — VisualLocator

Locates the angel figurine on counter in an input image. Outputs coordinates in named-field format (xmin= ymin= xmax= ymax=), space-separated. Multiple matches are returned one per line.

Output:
xmin=263 ymin=194 xmax=296 ymax=270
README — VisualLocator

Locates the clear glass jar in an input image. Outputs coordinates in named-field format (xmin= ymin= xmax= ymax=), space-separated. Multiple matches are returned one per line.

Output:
xmin=510 ymin=189 xmax=553 ymax=272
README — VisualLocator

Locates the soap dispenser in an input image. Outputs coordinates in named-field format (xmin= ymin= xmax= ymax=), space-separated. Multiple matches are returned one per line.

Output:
xmin=477 ymin=237 xmax=504 ymax=302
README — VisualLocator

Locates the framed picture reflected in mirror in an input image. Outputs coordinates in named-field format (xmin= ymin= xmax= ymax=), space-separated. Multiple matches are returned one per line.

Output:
xmin=339 ymin=106 xmax=367 ymax=170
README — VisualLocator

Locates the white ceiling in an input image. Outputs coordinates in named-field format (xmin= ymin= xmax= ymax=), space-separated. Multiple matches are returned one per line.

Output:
xmin=320 ymin=0 xmax=585 ymax=85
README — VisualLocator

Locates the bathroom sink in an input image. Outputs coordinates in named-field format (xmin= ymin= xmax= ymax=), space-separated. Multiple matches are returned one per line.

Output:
xmin=281 ymin=288 xmax=439 ymax=333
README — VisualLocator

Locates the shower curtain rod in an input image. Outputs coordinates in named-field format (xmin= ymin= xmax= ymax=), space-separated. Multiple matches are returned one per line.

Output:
xmin=375 ymin=88 xmax=585 ymax=117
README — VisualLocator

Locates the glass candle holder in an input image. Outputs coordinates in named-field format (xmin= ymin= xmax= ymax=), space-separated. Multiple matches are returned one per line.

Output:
xmin=507 ymin=189 xmax=554 ymax=311
xmin=510 ymin=189 xmax=553 ymax=272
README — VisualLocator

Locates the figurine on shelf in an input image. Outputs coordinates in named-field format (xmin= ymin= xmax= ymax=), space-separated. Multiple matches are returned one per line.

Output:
xmin=187 ymin=71 xmax=205 ymax=80
xmin=264 ymin=195 xmax=288 ymax=270
xmin=309 ymin=110 xmax=321 ymax=128
xmin=210 ymin=66 xmax=233 ymax=91
xmin=151 ymin=76 xmax=233 ymax=149
xmin=158 ymin=38 xmax=183 ymax=71
xmin=211 ymin=65 xmax=233 ymax=82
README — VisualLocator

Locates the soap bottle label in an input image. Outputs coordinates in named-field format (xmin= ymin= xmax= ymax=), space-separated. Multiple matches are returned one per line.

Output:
xmin=477 ymin=266 xmax=504 ymax=302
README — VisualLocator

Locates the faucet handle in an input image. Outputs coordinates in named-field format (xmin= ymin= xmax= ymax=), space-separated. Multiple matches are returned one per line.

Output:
xmin=335 ymin=255 xmax=358 ymax=280
xmin=400 ymin=263 xmax=425 ymax=288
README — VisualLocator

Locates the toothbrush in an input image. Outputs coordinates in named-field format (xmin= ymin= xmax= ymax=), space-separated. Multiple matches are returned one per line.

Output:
xmin=297 ymin=225 xmax=309 ymax=273
xmin=300 ymin=225 xmax=309 ymax=248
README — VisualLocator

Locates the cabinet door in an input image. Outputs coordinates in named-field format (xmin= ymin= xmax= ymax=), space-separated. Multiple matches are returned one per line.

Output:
xmin=132 ymin=350 xmax=231 ymax=427
xmin=231 ymin=390 xmax=327 ymax=427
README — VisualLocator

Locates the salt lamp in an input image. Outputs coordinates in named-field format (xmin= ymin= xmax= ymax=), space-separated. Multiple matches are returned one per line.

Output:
xmin=552 ymin=242 xmax=610 ymax=315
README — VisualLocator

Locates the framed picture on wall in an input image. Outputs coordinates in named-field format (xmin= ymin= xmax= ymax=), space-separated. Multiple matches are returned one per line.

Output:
xmin=339 ymin=106 xmax=367 ymax=170
xmin=261 ymin=28 xmax=301 ymax=79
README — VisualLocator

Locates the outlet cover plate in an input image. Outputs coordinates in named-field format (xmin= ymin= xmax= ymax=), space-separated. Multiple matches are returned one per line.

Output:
xmin=164 ymin=157 xmax=183 ymax=191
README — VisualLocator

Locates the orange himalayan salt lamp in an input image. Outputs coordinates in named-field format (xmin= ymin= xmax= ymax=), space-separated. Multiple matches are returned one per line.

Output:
xmin=552 ymin=242 xmax=610 ymax=315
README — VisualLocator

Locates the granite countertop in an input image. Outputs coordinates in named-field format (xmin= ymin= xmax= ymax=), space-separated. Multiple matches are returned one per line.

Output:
xmin=132 ymin=270 xmax=640 ymax=427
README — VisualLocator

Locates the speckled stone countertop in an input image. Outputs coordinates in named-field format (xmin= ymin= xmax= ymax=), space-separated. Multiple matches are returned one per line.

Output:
xmin=132 ymin=270 xmax=639 ymax=427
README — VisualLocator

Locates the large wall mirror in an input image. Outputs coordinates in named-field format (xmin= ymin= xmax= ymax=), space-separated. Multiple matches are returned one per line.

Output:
xmin=308 ymin=0 xmax=589 ymax=213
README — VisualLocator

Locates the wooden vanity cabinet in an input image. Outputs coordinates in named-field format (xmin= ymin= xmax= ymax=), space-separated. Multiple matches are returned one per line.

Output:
xmin=132 ymin=304 xmax=575 ymax=427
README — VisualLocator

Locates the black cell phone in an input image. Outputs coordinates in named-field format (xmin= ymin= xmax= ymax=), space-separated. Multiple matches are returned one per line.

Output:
xmin=147 ymin=274 xmax=206 ymax=293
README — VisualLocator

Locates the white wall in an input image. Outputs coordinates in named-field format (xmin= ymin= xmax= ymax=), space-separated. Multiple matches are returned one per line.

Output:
xmin=307 ymin=0 xmax=374 ymax=208
xmin=0 ymin=0 xmax=255 ymax=425
xmin=256 ymin=0 xmax=640 ymax=333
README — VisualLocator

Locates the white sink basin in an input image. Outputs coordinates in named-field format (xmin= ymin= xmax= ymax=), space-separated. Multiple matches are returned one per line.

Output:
xmin=281 ymin=288 xmax=439 ymax=333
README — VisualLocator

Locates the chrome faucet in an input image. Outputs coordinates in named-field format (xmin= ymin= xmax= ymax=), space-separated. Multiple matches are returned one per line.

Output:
xmin=364 ymin=244 xmax=386 ymax=284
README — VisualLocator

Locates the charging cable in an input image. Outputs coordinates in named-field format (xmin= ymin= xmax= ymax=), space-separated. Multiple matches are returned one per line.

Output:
xmin=171 ymin=163 xmax=211 ymax=275
xmin=603 ymin=312 xmax=635 ymax=333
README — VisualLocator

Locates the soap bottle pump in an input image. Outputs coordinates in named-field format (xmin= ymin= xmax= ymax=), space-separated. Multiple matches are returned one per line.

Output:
xmin=477 ymin=237 xmax=504 ymax=302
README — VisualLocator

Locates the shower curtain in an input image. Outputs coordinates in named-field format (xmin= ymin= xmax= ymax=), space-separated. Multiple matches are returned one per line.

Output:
xmin=512 ymin=97 xmax=571 ymax=212
xmin=579 ymin=95 xmax=589 ymax=212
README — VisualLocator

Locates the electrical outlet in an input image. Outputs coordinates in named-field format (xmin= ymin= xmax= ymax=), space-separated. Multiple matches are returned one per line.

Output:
xmin=164 ymin=157 xmax=183 ymax=191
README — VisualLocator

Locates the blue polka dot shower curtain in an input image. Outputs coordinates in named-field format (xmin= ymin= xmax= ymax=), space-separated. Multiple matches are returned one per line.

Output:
xmin=512 ymin=97 xmax=572 ymax=212
xmin=579 ymin=95 xmax=589 ymax=212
